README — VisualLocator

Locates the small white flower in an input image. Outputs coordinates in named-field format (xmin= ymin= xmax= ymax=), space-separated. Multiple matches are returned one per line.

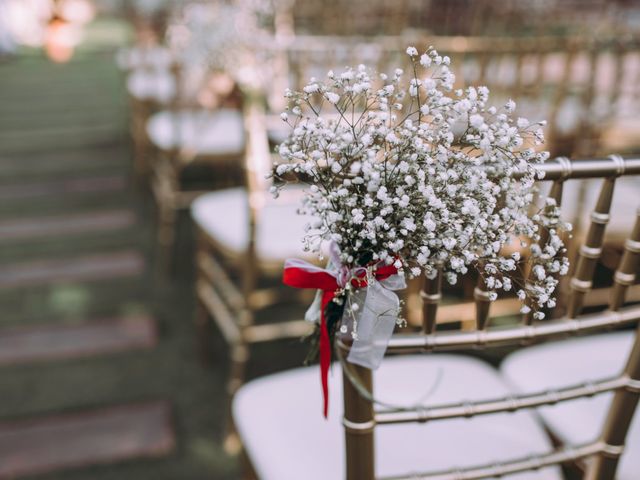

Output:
xmin=274 ymin=46 xmax=567 ymax=323
xmin=325 ymin=92 xmax=340 ymax=104
xmin=303 ymin=83 xmax=320 ymax=94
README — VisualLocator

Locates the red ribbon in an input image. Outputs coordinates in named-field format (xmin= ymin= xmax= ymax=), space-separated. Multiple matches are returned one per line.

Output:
xmin=283 ymin=260 xmax=397 ymax=417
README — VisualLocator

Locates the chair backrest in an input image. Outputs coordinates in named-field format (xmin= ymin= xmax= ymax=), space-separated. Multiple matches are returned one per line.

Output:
xmin=407 ymin=0 xmax=620 ymax=37
xmin=265 ymin=33 xmax=639 ymax=158
xmin=260 ymin=34 xmax=423 ymax=115
xmin=273 ymin=0 xmax=416 ymax=37
xmin=340 ymin=155 xmax=640 ymax=480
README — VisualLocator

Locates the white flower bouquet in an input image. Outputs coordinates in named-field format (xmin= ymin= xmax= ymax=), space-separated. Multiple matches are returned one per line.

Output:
xmin=274 ymin=46 xmax=570 ymax=415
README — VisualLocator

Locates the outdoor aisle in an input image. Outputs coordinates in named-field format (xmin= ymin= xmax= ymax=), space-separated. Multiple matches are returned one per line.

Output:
xmin=0 ymin=30 xmax=238 ymax=480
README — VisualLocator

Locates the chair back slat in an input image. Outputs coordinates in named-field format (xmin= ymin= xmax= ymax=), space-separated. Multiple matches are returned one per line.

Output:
xmin=567 ymin=168 xmax=618 ymax=318
xmin=610 ymin=210 xmax=640 ymax=311
xmin=473 ymin=276 xmax=491 ymax=330
xmin=524 ymin=177 xmax=567 ymax=324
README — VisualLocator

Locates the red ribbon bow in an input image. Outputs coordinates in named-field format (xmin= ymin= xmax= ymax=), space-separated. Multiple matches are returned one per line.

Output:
xmin=283 ymin=259 xmax=398 ymax=417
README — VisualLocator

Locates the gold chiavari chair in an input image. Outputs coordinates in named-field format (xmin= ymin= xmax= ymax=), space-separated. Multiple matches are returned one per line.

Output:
xmin=233 ymin=155 xmax=640 ymax=480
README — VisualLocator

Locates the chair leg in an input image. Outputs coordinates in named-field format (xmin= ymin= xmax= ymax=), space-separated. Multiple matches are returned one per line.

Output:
xmin=223 ymin=343 xmax=250 ymax=455
xmin=132 ymin=137 xmax=150 ymax=183
xmin=156 ymin=200 xmax=177 ymax=275
xmin=194 ymin=298 xmax=212 ymax=365
xmin=240 ymin=447 xmax=259 ymax=480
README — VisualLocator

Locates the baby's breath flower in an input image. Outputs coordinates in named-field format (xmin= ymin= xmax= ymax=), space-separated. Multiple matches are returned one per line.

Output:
xmin=274 ymin=46 xmax=569 ymax=316
xmin=324 ymin=92 xmax=340 ymax=104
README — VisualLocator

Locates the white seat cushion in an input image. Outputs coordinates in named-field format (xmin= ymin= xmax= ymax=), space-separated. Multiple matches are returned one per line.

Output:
xmin=146 ymin=109 xmax=244 ymax=155
xmin=234 ymin=354 xmax=562 ymax=480
xmin=191 ymin=187 xmax=314 ymax=262
xmin=126 ymin=69 xmax=176 ymax=103
xmin=502 ymin=331 xmax=640 ymax=479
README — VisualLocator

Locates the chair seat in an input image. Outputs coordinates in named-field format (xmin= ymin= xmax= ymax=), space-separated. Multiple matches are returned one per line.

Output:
xmin=502 ymin=331 xmax=640 ymax=479
xmin=191 ymin=187 xmax=313 ymax=263
xmin=116 ymin=45 xmax=173 ymax=71
xmin=234 ymin=354 xmax=562 ymax=480
xmin=146 ymin=109 xmax=245 ymax=156
xmin=126 ymin=69 xmax=176 ymax=103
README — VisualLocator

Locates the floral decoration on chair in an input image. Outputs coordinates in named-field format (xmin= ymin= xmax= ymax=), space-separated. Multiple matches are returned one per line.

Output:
xmin=272 ymin=46 xmax=571 ymax=416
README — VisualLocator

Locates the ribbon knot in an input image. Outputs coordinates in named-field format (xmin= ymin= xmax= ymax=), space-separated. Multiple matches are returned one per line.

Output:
xmin=283 ymin=257 xmax=400 ymax=417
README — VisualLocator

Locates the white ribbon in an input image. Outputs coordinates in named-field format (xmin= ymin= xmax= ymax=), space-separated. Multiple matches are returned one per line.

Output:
xmin=289 ymin=244 xmax=406 ymax=370
xmin=344 ymin=274 xmax=406 ymax=370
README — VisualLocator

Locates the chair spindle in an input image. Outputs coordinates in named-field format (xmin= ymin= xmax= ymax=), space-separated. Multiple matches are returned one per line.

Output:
xmin=474 ymin=276 xmax=492 ymax=330
xmin=568 ymin=172 xmax=618 ymax=318
xmin=421 ymin=266 xmax=442 ymax=334
xmin=610 ymin=208 xmax=640 ymax=311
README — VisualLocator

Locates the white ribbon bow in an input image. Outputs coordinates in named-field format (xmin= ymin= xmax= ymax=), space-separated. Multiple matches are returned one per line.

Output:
xmin=300 ymin=244 xmax=406 ymax=370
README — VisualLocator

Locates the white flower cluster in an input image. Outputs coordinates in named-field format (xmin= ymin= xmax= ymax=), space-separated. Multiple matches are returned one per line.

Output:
xmin=274 ymin=47 xmax=570 ymax=316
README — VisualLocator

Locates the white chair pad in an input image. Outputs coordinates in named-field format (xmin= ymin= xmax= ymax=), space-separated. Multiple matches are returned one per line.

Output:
xmin=501 ymin=331 xmax=640 ymax=479
xmin=191 ymin=188 xmax=313 ymax=262
xmin=234 ymin=354 xmax=562 ymax=480
xmin=146 ymin=109 xmax=244 ymax=155
xmin=126 ymin=69 xmax=176 ymax=103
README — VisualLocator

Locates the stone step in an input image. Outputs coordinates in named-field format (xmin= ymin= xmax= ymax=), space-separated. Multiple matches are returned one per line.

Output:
xmin=0 ymin=210 xmax=136 ymax=243
xmin=0 ymin=315 xmax=156 ymax=366
xmin=0 ymin=124 xmax=124 ymax=154
xmin=0 ymin=145 xmax=130 ymax=178
xmin=0 ymin=250 xmax=144 ymax=289
xmin=0 ymin=401 xmax=174 ymax=478
xmin=0 ymin=175 xmax=127 ymax=202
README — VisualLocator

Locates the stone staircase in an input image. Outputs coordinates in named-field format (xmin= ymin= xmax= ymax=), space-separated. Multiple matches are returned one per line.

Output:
xmin=0 ymin=24 xmax=238 ymax=480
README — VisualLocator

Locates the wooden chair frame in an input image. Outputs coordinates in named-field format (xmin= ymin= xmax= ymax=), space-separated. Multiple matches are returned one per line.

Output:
xmin=341 ymin=155 xmax=640 ymax=480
